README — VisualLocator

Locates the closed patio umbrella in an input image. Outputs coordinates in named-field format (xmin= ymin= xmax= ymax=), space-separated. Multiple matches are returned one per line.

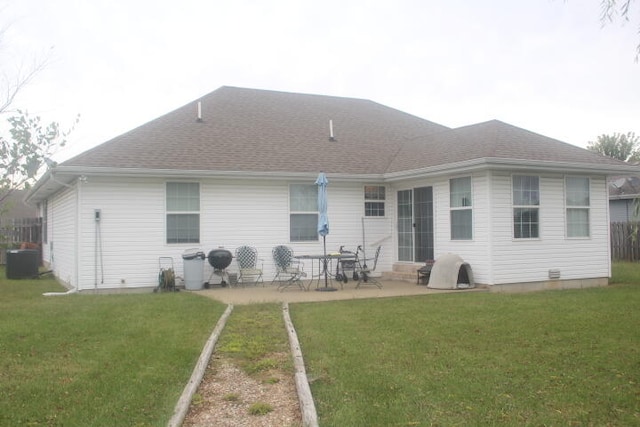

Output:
xmin=315 ymin=172 xmax=335 ymax=291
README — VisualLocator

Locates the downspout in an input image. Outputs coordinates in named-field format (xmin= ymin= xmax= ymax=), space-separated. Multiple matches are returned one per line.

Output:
xmin=606 ymin=178 xmax=612 ymax=279
xmin=76 ymin=177 xmax=83 ymax=292
xmin=487 ymin=171 xmax=494 ymax=286
xmin=43 ymin=288 xmax=78 ymax=297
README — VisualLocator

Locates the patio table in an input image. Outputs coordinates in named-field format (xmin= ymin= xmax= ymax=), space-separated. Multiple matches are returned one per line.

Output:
xmin=295 ymin=253 xmax=356 ymax=290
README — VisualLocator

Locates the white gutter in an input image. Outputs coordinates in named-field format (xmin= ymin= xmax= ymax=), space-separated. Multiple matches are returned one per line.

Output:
xmin=45 ymin=165 xmax=383 ymax=182
xmin=383 ymin=157 xmax=640 ymax=182
xmin=28 ymin=157 xmax=640 ymax=203
xmin=26 ymin=170 xmax=79 ymax=204
xmin=48 ymin=158 xmax=640 ymax=183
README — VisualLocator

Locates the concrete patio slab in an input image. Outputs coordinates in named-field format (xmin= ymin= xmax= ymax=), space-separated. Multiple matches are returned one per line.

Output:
xmin=192 ymin=279 xmax=485 ymax=305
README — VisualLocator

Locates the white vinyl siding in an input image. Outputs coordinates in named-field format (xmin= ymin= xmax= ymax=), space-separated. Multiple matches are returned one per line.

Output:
xmin=72 ymin=177 xmax=393 ymax=291
xmin=44 ymin=171 xmax=611 ymax=291
xmin=78 ymin=177 xmax=166 ymax=290
xmin=199 ymin=179 xmax=392 ymax=284
xmin=489 ymin=173 xmax=610 ymax=285
xmin=431 ymin=173 xmax=490 ymax=284
xmin=47 ymin=186 xmax=77 ymax=288
xmin=41 ymin=200 xmax=48 ymax=244
xmin=609 ymin=199 xmax=640 ymax=222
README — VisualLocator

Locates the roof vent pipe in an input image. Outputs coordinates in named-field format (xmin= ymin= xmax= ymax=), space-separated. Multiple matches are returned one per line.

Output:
xmin=329 ymin=119 xmax=336 ymax=141
xmin=196 ymin=101 xmax=203 ymax=122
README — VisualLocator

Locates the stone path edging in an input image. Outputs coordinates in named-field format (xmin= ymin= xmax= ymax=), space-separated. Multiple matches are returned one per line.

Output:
xmin=168 ymin=304 xmax=234 ymax=427
xmin=282 ymin=302 xmax=319 ymax=427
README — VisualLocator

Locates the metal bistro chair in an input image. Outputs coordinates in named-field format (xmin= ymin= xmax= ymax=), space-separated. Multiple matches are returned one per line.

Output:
xmin=235 ymin=245 xmax=264 ymax=286
xmin=271 ymin=245 xmax=306 ymax=291
xmin=356 ymin=245 xmax=382 ymax=289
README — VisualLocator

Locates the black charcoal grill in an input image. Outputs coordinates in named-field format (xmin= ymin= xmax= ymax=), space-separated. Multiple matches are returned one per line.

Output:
xmin=205 ymin=248 xmax=233 ymax=287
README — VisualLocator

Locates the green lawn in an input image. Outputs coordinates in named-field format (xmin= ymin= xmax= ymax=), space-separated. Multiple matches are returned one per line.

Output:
xmin=0 ymin=269 xmax=227 ymax=426
xmin=291 ymin=263 xmax=640 ymax=426
xmin=3 ymin=263 xmax=639 ymax=426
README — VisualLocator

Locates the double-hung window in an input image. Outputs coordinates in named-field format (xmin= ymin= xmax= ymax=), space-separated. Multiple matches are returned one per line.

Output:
xmin=364 ymin=185 xmax=385 ymax=217
xmin=290 ymin=184 xmax=318 ymax=241
xmin=450 ymin=177 xmax=472 ymax=240
xmin=566 ymin=176 xmax=590 ymax=238
xmin=513 ymin=175 xmax=540 ymax=239
xmin=166 ymin=182 xmax=200 ymax=244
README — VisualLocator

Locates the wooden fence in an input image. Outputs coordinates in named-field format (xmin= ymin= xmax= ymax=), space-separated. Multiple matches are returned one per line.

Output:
xmin=610 ymin=222 xmax=640 ymax=261
xmin=0 ymin=217 xmax=42 ymax=264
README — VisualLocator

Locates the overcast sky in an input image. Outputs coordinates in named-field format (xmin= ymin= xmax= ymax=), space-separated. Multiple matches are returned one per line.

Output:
xmin=2 ymin=0 xmax=639 ymax=162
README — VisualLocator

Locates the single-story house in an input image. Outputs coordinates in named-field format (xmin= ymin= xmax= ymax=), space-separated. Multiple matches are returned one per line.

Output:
xmin=26 ymin=86 xmax=640 ymax=292
xmin=609 ymin=176 xmax=640 ymax=222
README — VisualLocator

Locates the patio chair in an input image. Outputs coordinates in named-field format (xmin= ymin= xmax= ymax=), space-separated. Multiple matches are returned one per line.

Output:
xmin=235 ymin=245 xmax=264 ymax=286
xmin=271 ymin=245 xmax=307 ymax=291
xmin=356 ymin=245 xmax=382 ymax=289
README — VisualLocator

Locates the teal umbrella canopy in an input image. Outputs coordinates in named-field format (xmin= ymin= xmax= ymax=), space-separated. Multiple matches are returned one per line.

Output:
xmin=316 ymin=172 xmax=329 ymax=237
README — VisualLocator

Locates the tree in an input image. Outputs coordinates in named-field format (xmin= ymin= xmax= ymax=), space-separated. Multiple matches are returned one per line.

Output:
xmin=600 ymin=0 xmax=640 ymax=59
xmin=587 ymin=132 xmax=640 ymax=162
xmin=601 ymin=0 xmax=636 ymax=22
xmin=0 ymin=24 xmax=77 ymax=206
xmin=0 ymin=111 xmax=77 ymax=204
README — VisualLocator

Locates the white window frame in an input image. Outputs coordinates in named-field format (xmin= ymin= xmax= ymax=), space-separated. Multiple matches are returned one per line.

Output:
xmin=166 ymin=182 xmax=200 ymax=244
xmin=289 ymin=183 xmax=318 ymax=242
xmin=512 ymin=175 xmax=540 ymax=239
xmin=364 ymin=185 xmax=386 ymax=217
xmin=565 ymin=176 xmax=590 ymax=238
xmin=449 ymin=176 xmax=472 ymax=240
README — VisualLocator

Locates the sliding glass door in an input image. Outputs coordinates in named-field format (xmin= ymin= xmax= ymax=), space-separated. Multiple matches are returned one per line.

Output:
xmin=397 ymin=187 xmax=434 ymax=262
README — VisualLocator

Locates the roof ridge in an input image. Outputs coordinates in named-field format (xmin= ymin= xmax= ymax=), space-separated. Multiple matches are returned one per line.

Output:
xmin=57 ymin=86 xmax=635 ymax=176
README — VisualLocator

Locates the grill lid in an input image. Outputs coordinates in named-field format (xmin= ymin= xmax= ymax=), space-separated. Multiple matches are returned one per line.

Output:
xmin=207 ymin=249 xmax=233 ymax=269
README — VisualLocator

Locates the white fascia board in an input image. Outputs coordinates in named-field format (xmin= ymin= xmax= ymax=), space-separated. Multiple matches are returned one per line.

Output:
xmin=47 ymin=166 xmax=383 ymax=183
xmin=382 ymin=157 xmax=640 ymax=182
xmin=25 ymin=171 xmax=78 ymax=204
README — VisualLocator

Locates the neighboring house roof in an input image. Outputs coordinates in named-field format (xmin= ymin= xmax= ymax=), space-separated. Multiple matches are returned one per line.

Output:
xmin=0 ymin=190 xmax=38 ymax=223
xmin=609 ymin=176 xmax=640 ymax=200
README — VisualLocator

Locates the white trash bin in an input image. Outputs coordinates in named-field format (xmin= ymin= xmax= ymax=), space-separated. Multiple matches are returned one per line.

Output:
xmin=182 ymin=249 xmax=205 ymax=290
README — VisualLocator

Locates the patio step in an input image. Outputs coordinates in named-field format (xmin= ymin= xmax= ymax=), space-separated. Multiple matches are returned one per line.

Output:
xmin=382 ymin=263 xmax=425 ymax=283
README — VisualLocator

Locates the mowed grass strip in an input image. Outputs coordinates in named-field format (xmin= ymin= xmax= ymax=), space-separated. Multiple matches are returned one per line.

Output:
xmin=0 ymin=269 xmax=227 ymax=427
xmin=291 ymin=264 xmax=640 ymax=426
xmin=215 ymin=303 xmax=292 ymax=376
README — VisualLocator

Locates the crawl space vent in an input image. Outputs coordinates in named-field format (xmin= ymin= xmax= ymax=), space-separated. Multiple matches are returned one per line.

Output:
xmin=548 ymin=269 xmax=561 ymax=280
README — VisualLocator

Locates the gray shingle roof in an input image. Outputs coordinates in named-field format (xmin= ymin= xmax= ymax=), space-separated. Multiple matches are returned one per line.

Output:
xmin=63 ymin=86 xmax=628 ymax=175
xmin=63 ymin=86 xmax=449 ymax=174
xmin=387 ymin=119 xmax=627 ymax=173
